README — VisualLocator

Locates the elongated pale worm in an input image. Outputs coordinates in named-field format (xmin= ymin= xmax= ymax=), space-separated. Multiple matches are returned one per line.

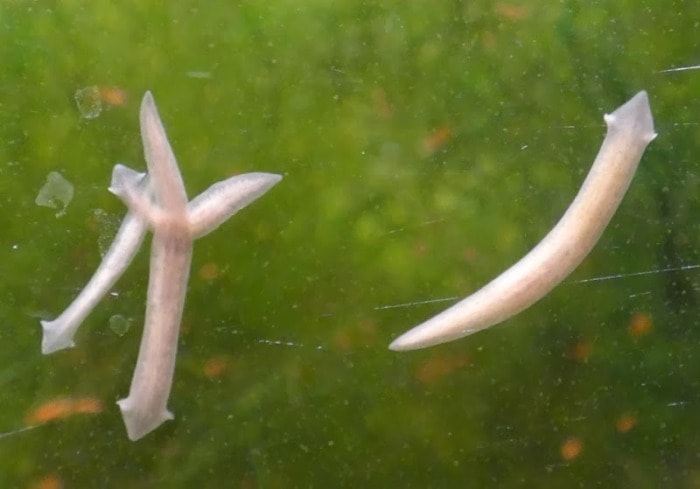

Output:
xmin=40 ymin=169 xmax=150 ymax=355
xmin=113 ymin=92 xmax=282 ymax=441
xmin=389 ymin=91 xmax=656 ymax=351
xmin=42 ymin=90 xmax=281 ymax=441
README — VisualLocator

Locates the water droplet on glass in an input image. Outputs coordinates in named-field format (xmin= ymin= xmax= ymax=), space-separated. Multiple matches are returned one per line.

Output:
xmin=74 ymin=86 xmax=102 ymax=119
xmin=109 ymin=314 xmax=132 ymax=336
xmin=35 ymin=171 xmax=74 ymax=217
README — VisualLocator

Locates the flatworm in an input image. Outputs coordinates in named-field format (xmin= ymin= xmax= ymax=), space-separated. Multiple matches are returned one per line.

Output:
xmin=390 ymin=91 xmax=656 ymax=351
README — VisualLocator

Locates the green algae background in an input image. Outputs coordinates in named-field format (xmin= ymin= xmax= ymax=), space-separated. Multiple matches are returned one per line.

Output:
xmin=1 ymin=1 xmax=700 ymax=486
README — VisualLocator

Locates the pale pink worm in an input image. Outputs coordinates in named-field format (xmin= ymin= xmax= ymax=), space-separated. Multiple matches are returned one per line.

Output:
xmin=40 ymin=169 xmax=150 ymax=355
xmin=390 ymin=91 xmax=656 ymax=351
xmin=42 ymin=91 xmax=280 ymax=440
xmin=111 ymin=92 xmax=281 ymax=440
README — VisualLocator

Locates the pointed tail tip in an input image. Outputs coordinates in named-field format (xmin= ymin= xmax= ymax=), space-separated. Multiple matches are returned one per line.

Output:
xmin=388 ymin=331 xmax=426 ymax=352
xmin=263 ymin=173 xmax=283 ymax=187
xmin=142 ymin=90 xmax=154 ymax=104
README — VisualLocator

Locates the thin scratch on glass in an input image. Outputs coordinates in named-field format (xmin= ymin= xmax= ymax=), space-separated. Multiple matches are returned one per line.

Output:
xmin=657 ymin=64 xmax=700 ymax=73
xmin=574 ymin=264 xmax=700 ymax=284
xmin=373 ymin=296 xmax=460 ymax=311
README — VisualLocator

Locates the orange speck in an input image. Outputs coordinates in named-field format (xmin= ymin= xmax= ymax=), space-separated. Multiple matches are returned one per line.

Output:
xmin=628 ymin=312 xmax=653 ymax=338
xmin=203 ymin=356 xmax=230 ymax=378
xmin=560 ymin=437 xmax=583 ymax=460
xmin=239 ymin=474 xmax=257 ymax=489
xmin=495 ymin=4 xmax=530 ymax=21
xmin=71 ymin=397 xmax=104 ymax=415
xmin=415 ymin=353 xmax=470 ymax=384
xmin=25 ymin=397 xmax=103 ymax=425
xmin=422 ymin=125 xmax=452 ymax=155
xmin=569 ymin=339 xmax=593 ymax=363
xmin=28 ymin=473 xmax=63 ymax=489
xmin=412 ymin=241 xmax=428 ymax=257
xmin=332 ymin=329 xmax=354 ymax=352
xmin=461 ymin=247 xmax=478 ymax=262
xmin=481 ymin=31 xmax=497 ymax=50
xmin=616 ymin=413 xmax=637 ymax=433
xmin=199 ymin=262 xmax=221 ymax=281
xmin=357 ymin=319 xmax=378 ymax=344
xmin=98 ymin=87 xmax=129 ymax=107
xmin=25 ymin=398 xmax=73 ymax=424
xmin=372 ymin=88 xmax=393 ymax=119
xmin=331 ymin=320 xmax=378 ymax=351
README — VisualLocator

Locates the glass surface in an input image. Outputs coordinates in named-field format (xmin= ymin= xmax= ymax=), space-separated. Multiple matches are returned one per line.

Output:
xmin=0 ymin=1 xmax=698 ymax=486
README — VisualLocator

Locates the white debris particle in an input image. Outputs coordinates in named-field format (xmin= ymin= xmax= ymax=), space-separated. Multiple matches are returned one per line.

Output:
xmin=185 ymin=71 xmax=213 ymax=79
xmin=74 ymin=86 xmax=102 ymax=119
xmin=35 ymin=171 xmax=74 ymax=217
xmin=109 ymin=314 xmax=132 ymax=336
